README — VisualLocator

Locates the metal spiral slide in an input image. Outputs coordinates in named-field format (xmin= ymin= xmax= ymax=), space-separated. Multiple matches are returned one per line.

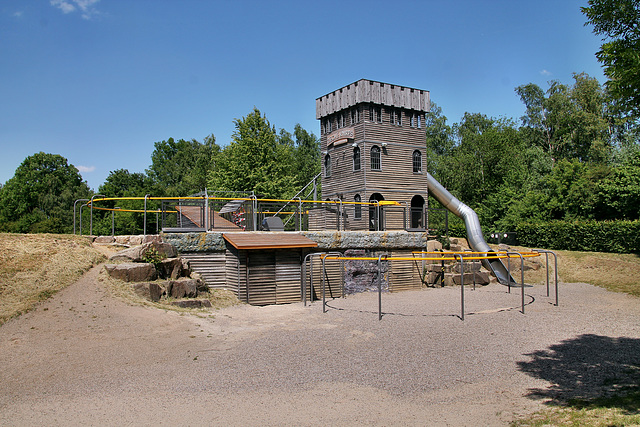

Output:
xmin=426 ymin=172 xmax=520 ymax=286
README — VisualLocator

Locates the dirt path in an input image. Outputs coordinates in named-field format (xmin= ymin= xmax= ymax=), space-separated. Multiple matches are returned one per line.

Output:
xmin=1 ymin=264 xmax=640 ymax=426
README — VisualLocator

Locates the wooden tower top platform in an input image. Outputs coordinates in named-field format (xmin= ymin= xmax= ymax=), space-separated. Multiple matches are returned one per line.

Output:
xmin=316 ymin=79 xmax=430 ymax=119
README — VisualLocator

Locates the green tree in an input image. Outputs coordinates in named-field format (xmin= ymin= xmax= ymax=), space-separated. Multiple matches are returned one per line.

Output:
xmin=89 ymin=169 xmax=155 ymax=235
xmin=147 ymin=135 xmax=220 ymax=196
xmin=293 ymin=124 xmax=321 ymax=194
xmin=516 ymin=73 xmax=612 ymax=163
xmin=0 ymin=152 xmax=92 ymax=233
xmin=583 ymin=0 xmax=640 ymax=119
xmin=208 ymin=108 xmax=297 ymax=199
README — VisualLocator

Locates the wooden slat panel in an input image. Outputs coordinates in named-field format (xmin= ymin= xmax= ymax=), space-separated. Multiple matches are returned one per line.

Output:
xmin=247 ymin=251 xmax=276 ymax=306
xmin=389 ymin=250 xmax=422 ymax=292
xmin=223 ymin=232 xmax=318 ymax=250
xmin=276 ymin=250 xmax=302 ymax=304
xmin=180 ymin=252 xmax=227 ymax=289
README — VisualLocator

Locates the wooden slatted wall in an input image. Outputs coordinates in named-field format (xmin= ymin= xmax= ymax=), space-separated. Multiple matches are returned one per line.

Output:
xmin=246 ymin=251 xmax=276 ymax=306
xmin=275 ymin=250 xmax=302 ymax=304
xmin=180 ymin=252 xmax=227 ymax=289
xmin=388 ymin=250 xmax=422 ymax=292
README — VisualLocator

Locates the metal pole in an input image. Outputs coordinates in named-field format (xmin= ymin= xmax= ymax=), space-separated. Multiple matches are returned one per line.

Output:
xmin=204 ymin=188 xmax=209 ymax=231
xmin=535 ymin=249 xmax=559 ymax=306
xmin=252 ymin=194 xmax=258 ymax=231
xmin=377 ymin=255 xmax=385 ymax=320
xmin=144 ymin=194 xmax=149 ymax=237
xmin=73 ymin=199 xmax=89 ymax=235
xmin=111 ymin=207 xmax=120 ymax=236
xmin=79 ymin=203 xmax=88 ymax=236
xmin=455 ymin=254 xmax=464 ymax=320
xmin=507 ymin=252 xmax=526 ymax=314
xmin=322 ymin=255 xmax=327 ymax=313
xmin=89 ymin=194 xmax=105 ymax=236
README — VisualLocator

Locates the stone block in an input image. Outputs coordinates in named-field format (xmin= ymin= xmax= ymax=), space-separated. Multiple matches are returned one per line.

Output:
xmin=156 ymin=257 xmax=183 ymax=279
xmin=450 ymin=271 xmax=490 ymax=286
xmin=169 ymin=279 xmax=198 ymax=299
xmin=451 ymin=262 xmax=482 ymax=274
xmin=94 ymin=236 xmax=115 ymax=244
xmin=143 ymin=235 xmax=161 ymax=244
xmin=129 ymin=235 xmax=143 ymax=246
xmin=425 ymin=263 xmax=443 ymax=273
xmin=109 ymin=241 xmax=177 ymax=263
xmin=424 ymin=272 xmax=444 ymax=285
xmin=133 ymin=282 xmax=166 ymax=302
xmin=104 ymin=263 xmax=157 ymax=282
xmin=426 ymin=240 xmax=443 ymax=252
xmin=170 ymin=300 xmax=212 ymax=308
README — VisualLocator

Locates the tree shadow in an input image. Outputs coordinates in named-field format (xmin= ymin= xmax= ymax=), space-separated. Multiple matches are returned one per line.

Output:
xmin=518 ymin=334 xmax=640 ymax=413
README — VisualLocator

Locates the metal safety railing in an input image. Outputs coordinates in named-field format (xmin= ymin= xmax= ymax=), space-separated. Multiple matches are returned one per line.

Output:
xmin=75 ymin=194 xmax=426 ymax=235
xmin=309 ymin=250 xmax=558 ymax=321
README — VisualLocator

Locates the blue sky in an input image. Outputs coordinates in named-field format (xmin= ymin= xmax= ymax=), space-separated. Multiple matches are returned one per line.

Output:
xmin=1 ymin=0 xmax=605 ymax=191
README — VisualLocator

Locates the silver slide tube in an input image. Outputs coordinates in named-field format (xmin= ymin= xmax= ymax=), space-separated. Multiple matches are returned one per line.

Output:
xmin=426 ymin=173 xmax=518 ymax=285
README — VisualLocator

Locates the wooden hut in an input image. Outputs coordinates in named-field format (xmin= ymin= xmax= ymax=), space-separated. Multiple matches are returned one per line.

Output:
xmin=222 ymin=232 xmax=318 ymax=305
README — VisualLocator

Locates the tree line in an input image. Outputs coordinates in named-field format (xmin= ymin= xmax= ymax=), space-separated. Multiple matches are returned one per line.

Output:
xmin=0 ymin=0 xmax=638 ymax=243
xmin=0 ymin=108 xmax=320 ymax=235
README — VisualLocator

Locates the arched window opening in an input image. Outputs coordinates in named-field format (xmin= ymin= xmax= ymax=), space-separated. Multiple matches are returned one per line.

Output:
xmin=371 ymin=146 xmax=381 ymax=171
xmin=413 ymin=150 xmax=422 ymax=173
xmin=324 ymin=154 xmax=331 ymax=177
xmin=353 ymin=146 xmax=361 ymax=171
xmin=354 ymin=194 xmax=362 ymax=219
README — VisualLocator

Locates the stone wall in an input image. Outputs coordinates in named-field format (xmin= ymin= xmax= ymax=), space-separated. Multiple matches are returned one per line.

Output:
xmin=162 ymin=230 xmax=429 ymax=252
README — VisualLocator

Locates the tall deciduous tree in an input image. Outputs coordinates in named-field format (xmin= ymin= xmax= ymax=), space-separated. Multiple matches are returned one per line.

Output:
xmin=147 ymin=135 xmax=220 ymax=196
xmin=208 ymin=108 xmax=297 ymax=199
xmin=583 ymin=0 xmax=640 ymax=119
xmin=516 ymin=73 xmax=611 ymax=163
xmin=0 ymin=152 xmax=92 ymax=233
xmin=293 ymin=124 xmax=321 ymax=192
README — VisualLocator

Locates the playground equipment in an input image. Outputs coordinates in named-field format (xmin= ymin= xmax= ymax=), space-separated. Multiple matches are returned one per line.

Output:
xmin=426 ymin=172 xmax=519 ymax=286
xmin=311 ymin=250 xmax=558 ymax=321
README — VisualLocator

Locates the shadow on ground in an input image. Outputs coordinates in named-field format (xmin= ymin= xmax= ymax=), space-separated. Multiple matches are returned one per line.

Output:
xmin=518 ymin=334 xmax=640 ymax=412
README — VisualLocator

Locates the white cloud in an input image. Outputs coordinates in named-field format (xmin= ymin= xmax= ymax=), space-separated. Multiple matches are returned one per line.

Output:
xmin=50 ymin=0 xmax=76 ymax=14
xmin=540 ymin=69 xmax=552 ymax=77
xmin=13 ymin=11 xmax=24 ymax=18
xmin=50 ymin=0 xmax=100 ymax=19
xmin=77 ymin=165 xmax=96 ymax=173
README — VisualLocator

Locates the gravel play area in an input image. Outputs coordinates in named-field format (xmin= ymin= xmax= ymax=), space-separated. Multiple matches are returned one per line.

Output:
xmin=1 ymin=265 xmax=640 ymax=426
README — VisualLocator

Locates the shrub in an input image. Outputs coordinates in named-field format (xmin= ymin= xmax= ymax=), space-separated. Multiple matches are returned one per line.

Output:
xmin=515 ymin=220 xmax=640 ymax=253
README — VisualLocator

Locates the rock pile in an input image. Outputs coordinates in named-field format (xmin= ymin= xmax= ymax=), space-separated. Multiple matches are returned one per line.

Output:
xmin=103 ymin=239 xmax=212 ymax=308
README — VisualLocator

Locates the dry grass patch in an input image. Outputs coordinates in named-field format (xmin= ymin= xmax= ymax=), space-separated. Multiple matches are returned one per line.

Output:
xmin=555 ymin=250 xmax=640 ymax=297
xmin=0 ymin=233 xmax=105 ymax=325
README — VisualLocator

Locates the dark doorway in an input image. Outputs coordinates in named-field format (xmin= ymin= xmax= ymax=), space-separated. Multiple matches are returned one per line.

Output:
xmin=369 ymin=193 xmax=385 ymax=231
xmin=410 ymin=195 xmax=425 ymax=230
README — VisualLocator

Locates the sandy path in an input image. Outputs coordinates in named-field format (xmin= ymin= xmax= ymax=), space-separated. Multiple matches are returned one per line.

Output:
xmin=1 ymin=264 xmax=639 ymax=426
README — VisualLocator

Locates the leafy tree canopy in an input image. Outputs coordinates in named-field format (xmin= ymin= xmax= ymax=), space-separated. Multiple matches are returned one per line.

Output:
xmin=208 ymin=108 xmax=307 ymax=199
xmin=515 ymin=72 xmax=612 ymax=163
xmin=583 ymin=0 xmax=640 ymax=119
xmin=147 ymin=134 xmax=220 ymax=196
xmin=0 ymin=152 xmax=92 ymax=233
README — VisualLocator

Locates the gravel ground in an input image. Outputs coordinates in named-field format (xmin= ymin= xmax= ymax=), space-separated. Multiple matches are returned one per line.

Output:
xmin=1 ymin=264 xmax=639 ymax=426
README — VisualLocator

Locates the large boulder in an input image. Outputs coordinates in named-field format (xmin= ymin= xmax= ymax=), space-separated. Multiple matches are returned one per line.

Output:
xmin=156 ymin=257 xmax=185 ymax=280
xmin=109 ymin=241 xmax=177 ymax=262
xmin=133 ymin=282 xmax=166 ymax=302
xmin=104 ymin=263 xmax=157 ymax=282
xmin=168 ymin=279 xmax=200 ymax=299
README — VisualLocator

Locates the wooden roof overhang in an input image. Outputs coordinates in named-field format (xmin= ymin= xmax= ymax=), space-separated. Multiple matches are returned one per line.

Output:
xmin=223 ymin=233 xmax=318 ymax=250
